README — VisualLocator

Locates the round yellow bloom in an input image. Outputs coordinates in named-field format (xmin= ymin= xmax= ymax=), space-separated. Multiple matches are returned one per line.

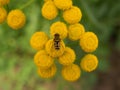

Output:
xmin=53 ymin=0 xmax=72 ymax=10
xmin=58 ymin=47 xmax=76 ymax=65
xmin=63 ymin=6 xmax=82 ymax=24
xmin=0 ymin=0 xmax=9 ymax=6
xmin=38 ymin=64 xmax=57 ymax=78
xmin=42 ymin=1 xmax=58 ymax=20
xmin=7 ymin=9 xmax=26 ymax=30
xmin=30 ymin=32 xmax=49 ymax=50
xmin=80 ymin=54 xmax=98 ymax=72
xmin=34 ymin=50 xmax=54 ymax=69
xmin=45 ymin=39 xmax=65 ymax=57
xmin=68 ymin=23 xmax=85 ymax=41
xmin=80 ymin=32 xmax=98 ymax=52
xmin=62 ymin=64 xmax=81 ymax=82
xmin=0 ymin=7 xmax=7 ymax=24
xmin=50 ymin=21 xmax=68 ymax=39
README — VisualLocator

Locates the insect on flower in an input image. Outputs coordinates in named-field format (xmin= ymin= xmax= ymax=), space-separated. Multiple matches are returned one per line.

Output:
xmin=53 ymin=33 xmax=61 ymax=50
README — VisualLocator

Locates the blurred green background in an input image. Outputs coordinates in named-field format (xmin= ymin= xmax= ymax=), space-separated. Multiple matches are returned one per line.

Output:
xmin=0 ymin=0 xmax=120 ymax=90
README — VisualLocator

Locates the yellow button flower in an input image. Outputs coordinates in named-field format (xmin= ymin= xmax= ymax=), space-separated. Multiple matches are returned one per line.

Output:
xmin=0 ymin=7 xmax=7 ymax=24
xmin=62 ymin=64 xmax=81 ymax=82
xmin=53 ymin=0 xmax=72 ymax=10
xmin=80 ymin=54 xmax=98 ymax=72
xmin=38 ymin=64 xmax=57 ymax=78
xmin=58 ymin=47 xmax=76 ymax=65
xmin=0 ymin=0 xmax=9 ymax=6
xmin=50 ymin=21 xmax=68 ymax=39
xmin=80 ymin=32 xmax=98 ymax=52
xmin=45 ymin=39 xmax=65 ymax=57
xmin=34 ymin=50 xmax=54 ymax=69
xmin=42 ymin=1 xmax=58 ymax=20
xmin=7 ymin=9 xmax=26 ymax=30
xmin=63 ymin=6 xmax=82 ymax=24
xmin=68 ymin=23 xmax=85 ymax=41
xmin=30 ymin=32 xmax=49 ymax=51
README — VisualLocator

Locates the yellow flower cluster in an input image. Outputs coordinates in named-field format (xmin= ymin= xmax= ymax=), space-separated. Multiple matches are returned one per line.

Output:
xmin=41 ymin=0 xmax=82 ymax=22
xmin=42 ymin=0 xmax=99 ymax=53
xmin=0 ymin=1 xmax=26 ymax=30
xmin=30 ymin=0 xmax=99 ymax=82
xmin=31 ymin=32 xmax=56 ymax=78
xmin=30 ymin=31 xmax=80 ymax=81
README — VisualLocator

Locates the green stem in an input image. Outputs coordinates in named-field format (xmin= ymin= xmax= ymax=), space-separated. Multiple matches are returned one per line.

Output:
xmin=19 ymin=0 xmax=35 ymax=10
xmin=6 ymin=4 xmax=10 ymax=12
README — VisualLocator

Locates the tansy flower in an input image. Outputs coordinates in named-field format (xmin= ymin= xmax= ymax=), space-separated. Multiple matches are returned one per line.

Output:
xmin=61 ymin=64 xmax=81 ymax=82
xmin=0 ymin=7 xmax=7 ymax=24
xmin=38 ymin=64 xmax=57 ymax=78
xmin=53 ymin=0 xmax=72 ymax=10
xmin=80 ymin=32 xmax=98 ymax=52
xmin=31 ymin=0 xmax=99 ymax=81
xmin=58 ymin=47 xmax=76 ymax=65
xmin=63 ymin=6 xmax=82 ymax=24
xmin=7 ymin=9 xmax=26 ymax=30
xmin=50 ymin=21 xmax=68 ymax=39
xmin=30 ymin=32 xmax=49 ymax=51
xmin=80 ymin=54 xmax=98 ymax=72
xmin=68 ymin=23 xmax=85 ymax=41
xmin=0 ymin=0 xmax=9 ymax=6
xmin=41 ymin=1 xmax=58 ymax=20
xmin=45 ymin=39 xmax=65 ymax=57
xmin=34 ymin=50 xmax=54 ymax=69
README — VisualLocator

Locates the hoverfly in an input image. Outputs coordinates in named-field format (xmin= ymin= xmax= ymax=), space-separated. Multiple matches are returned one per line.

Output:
xmin=53 ymin=33 xmax=61 ymax=50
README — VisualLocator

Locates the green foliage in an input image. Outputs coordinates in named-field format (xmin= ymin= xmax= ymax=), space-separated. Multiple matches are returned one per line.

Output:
xmin=0 ymin=0 xmax=120 ymax=90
